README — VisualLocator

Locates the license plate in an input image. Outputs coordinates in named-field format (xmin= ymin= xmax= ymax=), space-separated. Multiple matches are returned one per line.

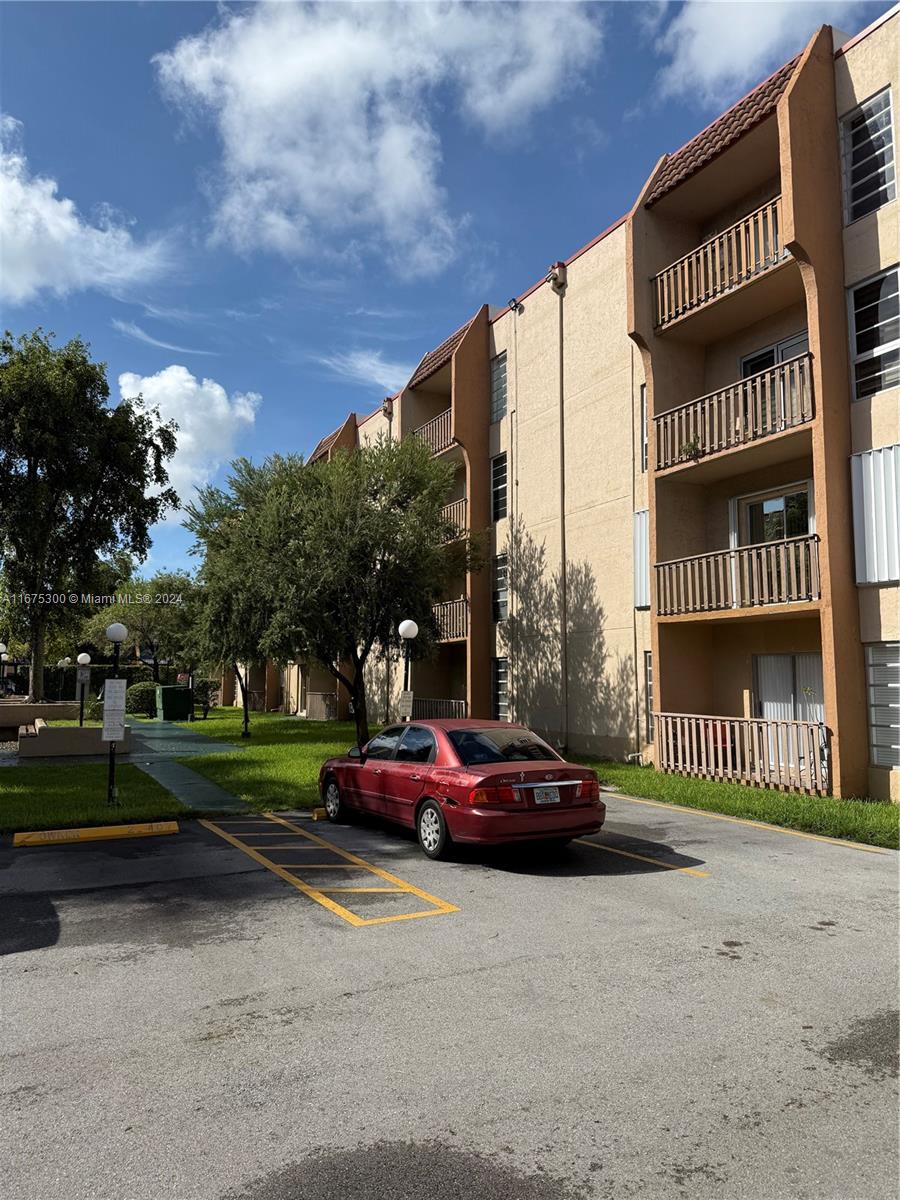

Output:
xmin=534 ymin=787 xmax=560 ymax=805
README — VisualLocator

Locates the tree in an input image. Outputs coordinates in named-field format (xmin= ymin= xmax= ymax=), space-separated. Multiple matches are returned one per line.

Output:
xmin=259 ymin=436 xmax=480 ymax=745
xmin=0 ymin=330 xmax=178 ymax=699
xmin=81 ymin=570 xmax=199 ymax=681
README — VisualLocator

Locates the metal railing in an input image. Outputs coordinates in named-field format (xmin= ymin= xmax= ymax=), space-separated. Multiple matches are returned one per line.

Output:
xmin=654 ymin=712 xmax=830 ymax=794
xmin=413 ymin=409 xmax=452 ymax=454
xmin=411 ymin=697 xmax=468 ymax=719
xmin=433 ymin=597 xmax=468 ymax=640
xmin=655 ymin=534 xmax=820 ymax=615
xmin=655 ymin=353 xmax=813 ymax=470
xmin=654 ymin=196 xmax=785 ymax=327
xmin=442 ymin=498 xmax=467 ymax=537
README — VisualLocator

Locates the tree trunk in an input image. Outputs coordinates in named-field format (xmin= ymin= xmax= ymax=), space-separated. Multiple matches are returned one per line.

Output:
xmin=28 ymin=616 xmax=46 ymax=702
xmin=152 ymin=655 xmax=160 ymax=683
xmin=233 ymin=661 xmax=250 ymax=738
xmin=352 ymin=673 xmax=370 ymax=746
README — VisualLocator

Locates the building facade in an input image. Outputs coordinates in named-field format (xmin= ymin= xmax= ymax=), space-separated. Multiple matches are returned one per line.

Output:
xmin=240 ymin=14 xmax=899 ymax=800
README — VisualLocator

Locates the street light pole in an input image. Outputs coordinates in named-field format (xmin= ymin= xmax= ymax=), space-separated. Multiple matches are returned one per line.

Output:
xmin=398 ymin=620 xmax=418 ymax=721
xmin=77 ymin=652 xmax=91 ymax=727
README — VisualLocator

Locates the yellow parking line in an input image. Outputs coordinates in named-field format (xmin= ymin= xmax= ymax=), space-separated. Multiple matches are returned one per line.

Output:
xmin=201 ymin=814 xmax=458 ymax=927
xmin=574 ymin=838 xmax=710 ymax=878
xmin=611 ymin=794 xmax=890 ymax=854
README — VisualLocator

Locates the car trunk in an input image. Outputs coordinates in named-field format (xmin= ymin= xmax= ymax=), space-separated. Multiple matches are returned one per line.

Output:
xmin=468 ymin=762 xmax=596 ymax=810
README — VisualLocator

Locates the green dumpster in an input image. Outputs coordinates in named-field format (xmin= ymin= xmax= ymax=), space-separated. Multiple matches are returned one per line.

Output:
xmin=155 ymin=685 xmax=194 ymax=721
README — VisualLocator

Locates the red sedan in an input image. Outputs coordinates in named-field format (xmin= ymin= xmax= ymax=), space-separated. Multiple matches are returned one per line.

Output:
xmin=319 ymin=719 xmax=606 ymax=859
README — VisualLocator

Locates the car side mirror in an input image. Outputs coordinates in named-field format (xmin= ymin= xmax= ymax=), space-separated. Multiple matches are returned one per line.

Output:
xmin=348 ymin=745 xmax=363 ymax=761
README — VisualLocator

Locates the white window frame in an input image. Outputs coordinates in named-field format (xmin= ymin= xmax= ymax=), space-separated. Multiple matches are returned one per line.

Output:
xmin=728 ymin=478 xmax=815 ymax=548
xmin=847 ymin=264 xmax=900 ymax=403
xmin=633 ymin=509 xmax=650 ymax=609
xmin=840 ymin=86 xmax=896 ymax=226
xmin=739 ymin=329 xmax=809 ymax=377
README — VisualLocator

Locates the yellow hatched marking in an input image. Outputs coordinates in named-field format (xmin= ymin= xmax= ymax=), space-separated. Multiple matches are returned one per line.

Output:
xmin=574 ymin=838 xmax=710 ymax=878
xmin=201 ymin=814 xmax=458 ymax=927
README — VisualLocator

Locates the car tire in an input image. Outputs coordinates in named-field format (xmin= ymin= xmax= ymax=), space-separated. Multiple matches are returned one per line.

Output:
xmin=323 ymin=777 xmax=348 ymax=823
xmin=416 ymin=800 xmax=450 ymax=860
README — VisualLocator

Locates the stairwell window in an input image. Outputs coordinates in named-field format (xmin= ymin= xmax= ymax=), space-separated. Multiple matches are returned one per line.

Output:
xmin=492 ymin=554 xmax=508 ymax=622
xmin=491 ymin=657 xmax=509 ymax=721
xmin=865 ymin=644 xmax=899 ymax=768
xmin=490 ymin=352 xmax=508 ymax=423
xmin=644 ymin=651 xmax=654 ymax=744
xmin=491 ymin=453 xmax=508 ymax=521
xmin=849 ymin=267 xmax=899 ymax=400
xmin=841 ymin=87 xmax=896 ymax=224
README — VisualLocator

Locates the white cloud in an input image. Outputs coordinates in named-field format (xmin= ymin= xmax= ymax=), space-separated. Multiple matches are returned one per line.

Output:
xmin=314 ymin=348 xmax=414 ymax=393
xmin=154 ymin=1 xmax=603 ymax=277
xmin=118 ymin=365 xmax=260 ymax=510
xmin=112 ymin=319 xmax=218 ymax=356
xmin=0 ymin=115 xmax=172 ymax=305
xmin=653 ymin=1 xmax=864 ymax=105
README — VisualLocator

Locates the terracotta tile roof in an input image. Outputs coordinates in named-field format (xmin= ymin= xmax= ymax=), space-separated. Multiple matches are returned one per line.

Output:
xmin=407 ymin=317 xmax=474 ymax=389
xmin=644 ymin=55 xmax=799 ymax=208
xmin=308 ymin=427 xmax=341 ymax=463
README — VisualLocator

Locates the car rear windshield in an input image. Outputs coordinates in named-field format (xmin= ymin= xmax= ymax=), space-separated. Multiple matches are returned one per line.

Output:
xmin=448 ymin=728 xmax=561 ymax=766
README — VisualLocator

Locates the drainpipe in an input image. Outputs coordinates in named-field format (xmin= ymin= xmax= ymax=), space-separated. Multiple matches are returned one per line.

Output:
xmin=548 ymin=262 xmax=568 ymax=749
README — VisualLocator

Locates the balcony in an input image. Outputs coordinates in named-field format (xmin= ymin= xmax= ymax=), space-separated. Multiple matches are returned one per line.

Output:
xmin=655 ymin=535 xmax=820 ymax=616
xmin=442 ymin=498 xmax=467 ymax=538
xmin=433 ymin=597 xmax=468 ymax=641
xmin=411 ymin=697 xmax=468 ymax=719
xmin=654 ymin=197 xmax=785 ymax=330
xmin=655 ymin=354 xmax=813 ymax=473
xmin=414 ymin=409 xmax=452 ymax=455
xmin=654 ymin=712 xmax=830 ymax=795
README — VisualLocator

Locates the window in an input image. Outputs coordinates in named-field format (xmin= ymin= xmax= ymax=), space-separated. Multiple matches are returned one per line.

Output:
xmin=449 ymin=726 xmax=559 ymax=766
xmin=734 ymin=481 xmax=812 ymax=545
xmin=741 ymin=331 xmax=809 ymax=377
xmin=644 ymin=651 xmax=654 ymax=743
xmin=866 ymin=644 xmax=899 ymax=768
xmin=639 ymin=384 xmax=648 ymax=473
xmin=365 ymin=726 xmax=404 ymax=759
xmin=395 ymin=725 xmax=437 ymax=764
xmin=491 ymin=453 xmax=508 ymax=521
xmin=841 ymin=88 xmax=896 ymax=224
xmin=490 ymin=352 xmax=508 ymax=423
xmin=851 ymin=445 xmax=900 ymax=583
xmin=633 ymin=509 xmax=650 ymax=609
xmin=492 ymin=554 xmax=508 ymax=622
xmin=849 ymin=267 xmax=899 ymax=401
xmin=491 ymin=657 xmax=509 ymax=721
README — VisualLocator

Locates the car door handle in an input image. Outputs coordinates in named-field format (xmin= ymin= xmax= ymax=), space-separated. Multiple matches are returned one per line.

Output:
xmin=409 ymin=774 xmax=422 ymax=781
xmin=373 ymin=768 xmax=383 ymax=775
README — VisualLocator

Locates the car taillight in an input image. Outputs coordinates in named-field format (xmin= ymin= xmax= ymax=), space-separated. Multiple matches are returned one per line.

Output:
xmin=578 ymin=777 xmax=600 ymax=802
xmin=468 ymin=786 xmax=520 ymax=806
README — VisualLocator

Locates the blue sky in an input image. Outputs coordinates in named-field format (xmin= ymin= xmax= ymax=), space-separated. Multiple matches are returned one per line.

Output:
xmin=1 ymin=0 xmax=887 ymax=572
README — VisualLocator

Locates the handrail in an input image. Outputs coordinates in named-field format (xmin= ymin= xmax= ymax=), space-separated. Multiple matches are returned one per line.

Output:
xmin=655 ymin=535 xmax=820 ymax=615
xmin=413 ymin=409 xmax=452 ymax=454
xmin=655 ymin=532 xmax=816 ymax=569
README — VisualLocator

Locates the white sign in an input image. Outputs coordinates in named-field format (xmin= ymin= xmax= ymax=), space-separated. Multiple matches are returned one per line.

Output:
xmin=101 ymin=678 xmax=127 ymax=742
xmin=398 ymin=690 xmax=414 ymax=720
xmin=76 ymin=666 xmax=91 ymax=688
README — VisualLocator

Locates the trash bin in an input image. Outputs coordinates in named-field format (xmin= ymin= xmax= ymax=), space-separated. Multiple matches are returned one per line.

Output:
xmin=155 ymin=685 xmax=194 ymax=721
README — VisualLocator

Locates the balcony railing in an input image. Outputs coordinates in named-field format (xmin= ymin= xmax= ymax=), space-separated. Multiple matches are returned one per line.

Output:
xmin=411 ymin=697 xmax=468 ymax=719
xmin=413 ymin=409 xmax=452 ymax=454
xmin=442 ymin=498 xmax=467 ymax=537
xmin=654 ymin=196 xmax=785 ymax=328
xmin=655 ymin=712 xmax=830 ymax=795
xmin=655 ymin=535 xmax=820 ymax=615
xmin=655 ymin=353 xmax=814 ymax=471
xmin=433 ymin=597 xmax=468 ymax=640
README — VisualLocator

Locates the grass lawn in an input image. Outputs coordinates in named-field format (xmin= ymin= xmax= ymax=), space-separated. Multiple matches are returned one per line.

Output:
xmin=0 ymin=764 xmax=188 ymax=833
xmin=175 ymin=710 xmax=357 ymax=810
xmin=577 ymin=759 xmax=900 ymax=850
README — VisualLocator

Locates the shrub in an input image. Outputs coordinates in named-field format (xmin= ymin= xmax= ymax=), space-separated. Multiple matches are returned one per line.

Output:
xmin=125 ymin=681 xmax=158 ymax=717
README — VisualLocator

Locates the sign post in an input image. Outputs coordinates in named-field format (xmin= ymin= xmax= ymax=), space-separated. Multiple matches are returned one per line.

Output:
xmin=398 ymin=690 xmax=414 ymax=721
xmin=102 ymin=678 xmax=127 ymax=807
xmin=76 ymin=666 xmax=91 ymax=727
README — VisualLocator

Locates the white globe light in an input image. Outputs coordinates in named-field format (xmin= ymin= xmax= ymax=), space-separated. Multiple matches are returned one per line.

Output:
xmin=398 ymin=619 xmax=419 ymax=640
xmin=0 ymin=642 xmax=6 ymax=654
xmin=106 ymin=622 xmax=128 ymax=644
xmin=77 ymin=652 xmax=91 ymax=666
xmin=1 ymin=653 xmax=8 ymax=663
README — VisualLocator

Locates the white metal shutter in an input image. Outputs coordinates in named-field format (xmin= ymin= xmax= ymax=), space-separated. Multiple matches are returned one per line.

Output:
xmin=851 ymin=445 xmax=900 ymax=583
xmin=633 ymin=509 xmax=650 ymax=609
xmin=866 ymin=643 xmax=900 ymax=768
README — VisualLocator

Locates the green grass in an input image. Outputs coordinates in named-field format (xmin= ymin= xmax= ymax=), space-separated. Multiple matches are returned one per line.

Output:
xmin=574 ymin=759 xmax=899 ymax=850
xmin=174 ymin=710 xmax=357 ymax=811
xmin=0 ymin=764 xmax=188 ymax=833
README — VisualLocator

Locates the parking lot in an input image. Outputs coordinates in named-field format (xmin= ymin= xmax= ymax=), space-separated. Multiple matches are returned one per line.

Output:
xmin=3 ymin=795 xmax=898 ymax=1200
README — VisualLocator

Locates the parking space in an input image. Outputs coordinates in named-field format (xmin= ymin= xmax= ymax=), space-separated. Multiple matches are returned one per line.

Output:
xmin=3 ymin=796 xmax=897 ymax=1200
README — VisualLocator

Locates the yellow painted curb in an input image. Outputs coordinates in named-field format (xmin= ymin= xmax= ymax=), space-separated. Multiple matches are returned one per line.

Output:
xmin=13 ymin=821 xmax=180 ymax=847
xmin=311 ymin=807 xmax=328 ymax=821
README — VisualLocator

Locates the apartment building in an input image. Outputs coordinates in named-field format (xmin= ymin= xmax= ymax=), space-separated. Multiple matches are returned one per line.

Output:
xmin=258 ymin=11 xmax=899 ymax=800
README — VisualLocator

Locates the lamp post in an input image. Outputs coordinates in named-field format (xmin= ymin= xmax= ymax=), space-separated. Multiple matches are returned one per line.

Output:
xmin=0 ymin=645 xmax=7 ymax=695
xmin=76 ymin=652 xmax=91 ymax=727
xmin=105 ymin=623 xmax=128 ymax=807
xmin=398 ymin=619 xmax=418 ymax=721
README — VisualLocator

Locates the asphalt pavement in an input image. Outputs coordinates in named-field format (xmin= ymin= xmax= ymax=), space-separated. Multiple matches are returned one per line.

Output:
xmin=2 ymin=795 xmax=897 ymax=1200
